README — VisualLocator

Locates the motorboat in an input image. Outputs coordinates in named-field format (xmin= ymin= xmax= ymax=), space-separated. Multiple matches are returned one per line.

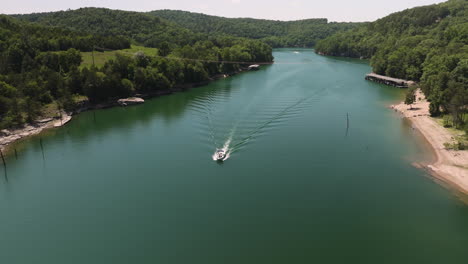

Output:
xmin=214 ymin=149 xmax=227 ymax=161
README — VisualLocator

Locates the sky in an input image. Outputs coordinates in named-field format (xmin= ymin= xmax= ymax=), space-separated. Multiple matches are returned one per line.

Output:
xmin=1 ymin=0 xmax=447 ymax=22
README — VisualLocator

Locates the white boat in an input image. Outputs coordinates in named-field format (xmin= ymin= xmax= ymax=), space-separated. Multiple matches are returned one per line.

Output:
xmin=214 ymin=149 xmax=227 ymax=161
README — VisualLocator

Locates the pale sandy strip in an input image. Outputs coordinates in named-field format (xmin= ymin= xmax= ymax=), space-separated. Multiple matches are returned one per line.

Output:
xmin=391 ymin=89 xmax=468 ymax=194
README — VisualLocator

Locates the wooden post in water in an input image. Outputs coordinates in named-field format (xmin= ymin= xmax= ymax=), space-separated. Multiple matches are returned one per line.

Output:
xmin=347 ymin=113 xmax=350 ymax=130
xmin=345 ymin=112 xmax=350 ymax=137
xmin=93 ymin=111 xmax=97 ymax=123
xmin=39 ymin=138 xmax=45 ymax=161
xmin=0 ymin=149 xmax=6 ymax=167
xmin=14 ymin=149 xmax=18 ymax=160
xmin=0 ymin=148 xmax=7 ymax=181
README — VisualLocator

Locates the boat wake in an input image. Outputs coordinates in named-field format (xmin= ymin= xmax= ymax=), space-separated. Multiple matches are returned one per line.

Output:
xmin=207 ymin=87 xmax=324 ymax=162
xmin=210 ymin=94 xmax=314 ymax=161
xmin=212 ymin=137 xmax=232 ymax=162
xmin=196 ymin=58 xmax=326 ymax=162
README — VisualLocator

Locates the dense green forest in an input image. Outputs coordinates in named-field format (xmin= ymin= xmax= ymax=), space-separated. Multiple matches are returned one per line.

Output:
xmin=0 ymin=10 xmax=273 ymax=129
xmin=12 ymin=8 xmax=204 ymax=53
xmin=15 ymin=8 xmax=361 ymax=48
xmin=150 ymin=10 xmax=361 ymax=47
xmin=0 ymin=14 xmax=131 ymax=128
xmin=316 ymin=0 xmax=467 ymax=128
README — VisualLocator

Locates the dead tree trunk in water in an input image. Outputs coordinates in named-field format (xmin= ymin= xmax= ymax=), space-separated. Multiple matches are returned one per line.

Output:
xmin=0 ymin=149 xmax=6 ymax=167
xmin=345 ymin=113 xmax=350 ymax=137
xmin=39 ymin=138 xmax=45 ymax=161
xmin=0 ymin=148 xmax=7 ymax=181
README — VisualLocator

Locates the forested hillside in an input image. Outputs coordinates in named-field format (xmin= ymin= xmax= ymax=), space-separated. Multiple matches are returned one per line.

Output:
xmin=316 ymin=0 xmax=467 ymax=126
xmin=149 ymin=10 xmax=361 ymax=47
xmin=13 ymin=8 xmax=203 ymax=52
xmin=1 ymin=11 xmax=273 ymax=129
xmin=0 ymin=14 xmax=131 ymax=128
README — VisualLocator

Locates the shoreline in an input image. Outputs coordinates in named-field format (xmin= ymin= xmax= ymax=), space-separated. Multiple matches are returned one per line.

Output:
xmin=3 ymin=70 xmax=466 ymax=197
xmin=391 ymin=89 xmax=468 ymax=195
xmin=0 ymin=114 xmax=73 ymax=154
xmin=0 ymin=68 xmax=255 ymax=153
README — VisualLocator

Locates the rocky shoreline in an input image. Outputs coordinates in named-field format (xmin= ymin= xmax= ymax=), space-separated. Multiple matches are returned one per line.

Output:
xmin=0 ymin=68 xmax=246 ymax=153
xmin=0 ymin=113 xmax=72 ymax=153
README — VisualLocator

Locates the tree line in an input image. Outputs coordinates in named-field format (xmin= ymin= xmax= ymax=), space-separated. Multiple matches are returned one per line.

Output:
xmin=150 ymin=10 xmax=361 ymax=47
xmin=15 ymin=8 xmax=361 ymax=49
xmin=13 ymin=8 xmax=204 ymax=53
xmin=0 ymin=14 xmax=272 ymax=129
xmin=81 ymin=37 xmax=272 ymax=103
xmin=315 ymin=0 xmax=467 ymax=130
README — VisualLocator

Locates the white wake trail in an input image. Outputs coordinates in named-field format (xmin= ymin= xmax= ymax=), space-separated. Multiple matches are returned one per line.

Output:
xmin=212 ymin=135 xmax=233 ymax=161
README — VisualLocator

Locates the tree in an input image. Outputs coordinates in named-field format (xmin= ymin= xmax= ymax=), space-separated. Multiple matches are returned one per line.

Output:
xmin=446 ymin=81 xmax=467 ymax=128
xmin=429 ymin=101 xmax=441 ymax=117
xmin=405 ymin=87 xmax=417 ymax=109
xmin=121 ymin=78 xmax=135 ymax=96
xmin=0 ymin=81 xmax=16 ymax=118
xmin=83 ymin=68 xmax=107 ymax=102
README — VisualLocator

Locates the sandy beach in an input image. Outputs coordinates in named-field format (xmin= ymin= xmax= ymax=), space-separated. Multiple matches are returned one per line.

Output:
xmin=391 ymin=89 xmax=468 ymax=194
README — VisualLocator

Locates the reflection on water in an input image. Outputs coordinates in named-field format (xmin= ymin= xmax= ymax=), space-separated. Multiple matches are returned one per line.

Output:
xmin=1 ymin=49 xmax=468 ymax=264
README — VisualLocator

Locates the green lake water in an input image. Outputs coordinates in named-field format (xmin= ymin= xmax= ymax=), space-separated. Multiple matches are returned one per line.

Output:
xmin=1 ymin=49 xmax=468 ymax=263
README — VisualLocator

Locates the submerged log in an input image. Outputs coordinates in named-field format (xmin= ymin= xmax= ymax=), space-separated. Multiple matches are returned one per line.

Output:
xmin=39 ymin=138 xmax=45 ymax=161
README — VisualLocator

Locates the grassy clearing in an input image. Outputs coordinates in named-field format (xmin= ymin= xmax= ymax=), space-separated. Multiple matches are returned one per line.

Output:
xmin=435 ymin=114 xmax=468 ymax=132
xmin=81 ymin=50 xmax=120 ymax=68
xmin=122 ymin=45 xmax=160 ymax=56
xmin=80 ymin=45 xmax=159 ymax=68
xmin=435 ymin=114 xmax=468 ymax=150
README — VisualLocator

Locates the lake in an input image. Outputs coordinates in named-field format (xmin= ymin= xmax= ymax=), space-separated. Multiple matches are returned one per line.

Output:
xmin=1 ymin=49 xmax=468 ymax=263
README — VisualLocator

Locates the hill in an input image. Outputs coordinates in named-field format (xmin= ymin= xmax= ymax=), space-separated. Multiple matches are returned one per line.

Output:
xmin=149 ymin=10 xmax=361 ymax=47
xmin=0 ymin=14 xmax=132 ymax=127
xmin=1 ymin=12 xmax=273 ymax=129
xmin=12 ymin=8 xmax=203 ymax=52
xmin=315 ymin=0 xmax=467 ymax=127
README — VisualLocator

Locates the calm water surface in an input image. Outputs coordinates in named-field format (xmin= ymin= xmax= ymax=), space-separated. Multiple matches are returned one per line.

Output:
xmin=1 ymin=49 xmax=468 ymax=263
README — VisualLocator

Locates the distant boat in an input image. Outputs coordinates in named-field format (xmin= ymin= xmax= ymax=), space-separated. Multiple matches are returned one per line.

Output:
xmin=214 ymin=149 xmax=227 ymax=161
xmin=248 ymin=64 xmax=260 ymax=71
